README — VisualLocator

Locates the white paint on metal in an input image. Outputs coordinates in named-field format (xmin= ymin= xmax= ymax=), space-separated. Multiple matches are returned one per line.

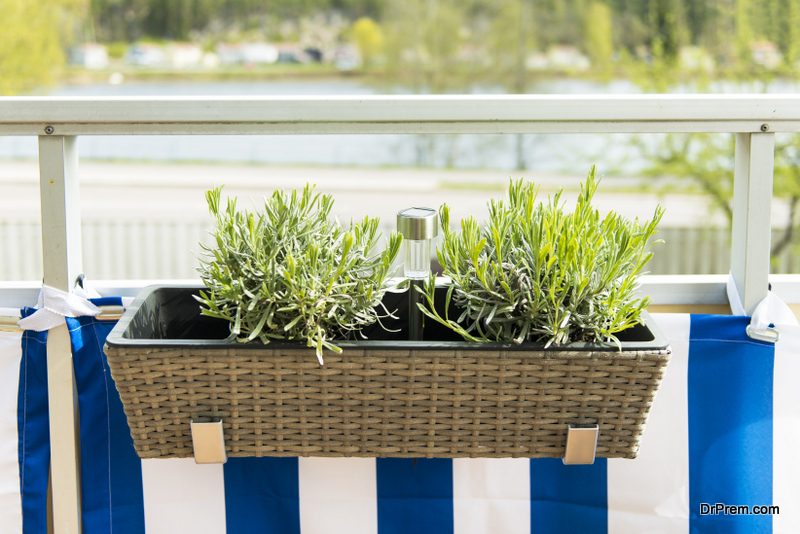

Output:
xmin=0 ymin=95 xmax=797 ymax=135
xmin=38 ymin=135 xmax=83 ymax=534
xmin=2 ymin=120 xmax=798 ymax=136
xmin=731 ymin=133 xmax=775 ymax=314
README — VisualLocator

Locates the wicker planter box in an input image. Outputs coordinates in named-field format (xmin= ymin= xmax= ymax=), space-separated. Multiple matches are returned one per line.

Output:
xmin=105 ymin=285 xmax=670 ymax=460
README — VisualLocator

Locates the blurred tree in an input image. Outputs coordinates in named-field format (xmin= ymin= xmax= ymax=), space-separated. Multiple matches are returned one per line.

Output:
xmin=535 ymin=0 xmax=590 ymax=50
xmin=484 ymin=0 xmax=535 ymax=169
xmin=623 ymin=0 xmax=800 ymax=261
xmin=695 ymin=0 xmax=734 ymax=66
xmin=90 ymin=0 xmax=151 ymax=41
xmin=484 ymin=0 xmax=538 ymax=92
xmin=350 ymin=17 xmax=384 ymax=67
xmin=754 ymin=0 xmax=776 ymax=42
xmin=772 ymin=137 xmax=800 ymax=256
xmin=90 ymin=0 xmax=333 ymax=41
xmin=145 ymin=0 xmax=226 ymax=40
xmin=735 ymin=0 xmax=754 ymax=66
xmin=79 ymin=0 xmax=800 ymax=80
xmin=608 ymin=4 xmax=650 ymax=56
xmin=648 ymin=0 xmax=687 ymax=60
xmin=382 ymin=0 xmax=471 ymax=166
xmin=640 ymin=132 xmax=800 ymax=259
xmin=383 ymin=0 xmax=469 ymax=93
xmin=787 ymin=1 xmax=800 ymax=68
xmin=0 ymin=0 xmax=85 ymax=95
xmin=585 ymin=1 xmax=613 ymax=77
xmin=331 ymin=0 xmax=383 ymax=19
xmin=684 ymin=1 xmax=707 ymax=45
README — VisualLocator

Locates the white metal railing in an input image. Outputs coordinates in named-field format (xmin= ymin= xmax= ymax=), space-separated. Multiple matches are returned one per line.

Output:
xmin=1 ymin=94 xmax=799 ymax=534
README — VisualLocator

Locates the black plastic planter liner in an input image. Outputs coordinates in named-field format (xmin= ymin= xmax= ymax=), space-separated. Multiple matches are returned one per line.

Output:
xmin=107 ymin=285 xmax=668 ymax=351
xmin=105 ymin=285 xmax=670 ymax=460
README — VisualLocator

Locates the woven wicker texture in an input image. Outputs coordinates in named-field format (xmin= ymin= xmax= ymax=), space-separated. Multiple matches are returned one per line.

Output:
xmin=105 ymin=346 xmax=670 ymax=459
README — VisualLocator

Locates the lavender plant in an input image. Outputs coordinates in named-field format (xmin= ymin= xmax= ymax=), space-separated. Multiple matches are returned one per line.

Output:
xmin=419 ymin=167 xmax=663 ymax=348
xmin=196 ymin=184 xmax=402 ymax=363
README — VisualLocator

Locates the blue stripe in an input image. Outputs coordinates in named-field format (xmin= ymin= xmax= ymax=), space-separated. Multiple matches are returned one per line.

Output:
xmin=376 ymin=458 xmax=453 ymax=534
xmin=69 ymin=300 xmax=145 ymax=534
xmin=224 ymin=457 xmax=300 ymax=534
xmin=17 ymin=312 xmax=50 ymax=534
xmin=530 ymin=458 xmax=607 ymax=534
xmin=688 ymin=314 xmax=774 ymax=533
xmin=88 ymin=297 xmax=123 ymax=308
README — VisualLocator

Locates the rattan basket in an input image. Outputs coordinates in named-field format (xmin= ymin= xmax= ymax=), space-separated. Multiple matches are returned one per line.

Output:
xmin=105 ymin=285 xmax=671 ymax=459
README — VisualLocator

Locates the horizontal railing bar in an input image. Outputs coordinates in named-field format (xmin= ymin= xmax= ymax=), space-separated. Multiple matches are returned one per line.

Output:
xmin=1 ymin=121 xmax=797 ymax=136
xmin=0 ymin=95 xmax=799 ymax=136
xmin=2 ymin=275 xmax=798 ymax=308
xmin=642 ymin=275 xmax=730 ymax=305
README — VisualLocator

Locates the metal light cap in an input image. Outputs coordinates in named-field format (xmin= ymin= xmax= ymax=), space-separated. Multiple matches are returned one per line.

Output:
xmin=397 ymin=207 xmax=438 ymax=240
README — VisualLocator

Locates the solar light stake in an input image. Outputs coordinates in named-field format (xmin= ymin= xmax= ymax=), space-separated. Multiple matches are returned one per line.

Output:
xmin=397 ymin=207 xmax=438 ymax=341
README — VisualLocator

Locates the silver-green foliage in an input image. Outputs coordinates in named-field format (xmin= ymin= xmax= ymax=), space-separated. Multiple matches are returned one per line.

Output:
xmin=419 ymin=167 xmax=663 ymax=348
xmin=196 ymin=185 xmax=402 ymax=363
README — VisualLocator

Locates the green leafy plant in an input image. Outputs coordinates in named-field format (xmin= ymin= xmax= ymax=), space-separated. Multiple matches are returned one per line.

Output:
xmin=419 ymin=167 xmax=663 ymax=348
xmin=196 ymin=184 xmax=402 ymax=364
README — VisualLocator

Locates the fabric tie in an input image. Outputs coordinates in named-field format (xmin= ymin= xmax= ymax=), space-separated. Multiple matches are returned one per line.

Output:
xmin=17 ymin=285 xmax=101 ymax=332
xmin=726 ymin=273 xmax=798 ymax=342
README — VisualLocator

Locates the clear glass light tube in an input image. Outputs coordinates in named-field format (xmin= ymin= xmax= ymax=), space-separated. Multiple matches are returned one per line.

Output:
xmin=404 ymin=239 xmax=431 ymax=279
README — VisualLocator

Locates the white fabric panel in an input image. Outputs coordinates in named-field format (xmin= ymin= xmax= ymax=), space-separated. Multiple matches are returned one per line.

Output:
xmin=299 ymin=457 xmax=377 ymax=534
xmin=0 ymin=332 xmax=22 ymax=533
xmin=453 ymin=458 xmax=530 ymax=534
xmin=141 ymin=458 xmax=226 ymax=534
xmin=607 ymin=314 xmax=690 ymax=534
xmin=773 ymin=324 xmax=800 ymax=533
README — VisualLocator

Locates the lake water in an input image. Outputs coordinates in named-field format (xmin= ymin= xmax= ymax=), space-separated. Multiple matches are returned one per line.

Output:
xmin=5 ymin=77 xmax=794 ymax=174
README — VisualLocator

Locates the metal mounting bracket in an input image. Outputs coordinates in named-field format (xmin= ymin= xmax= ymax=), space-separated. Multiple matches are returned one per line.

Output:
xmin=191 ymin=420 xmax=227 ymax=464
xmin=746 ymin=324 xmax=780 ymax=343
xmin=562 ymin=424 xmax=599 ymax=465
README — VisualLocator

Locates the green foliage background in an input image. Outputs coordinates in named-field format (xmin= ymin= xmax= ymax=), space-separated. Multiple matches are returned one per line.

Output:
xmin=7 ymin=1 xmax=800 ymax=95
xmin=82 ymin=0 xmax=800 ymax=77
xmin=0 ymin=1 xmax=63 ymax=95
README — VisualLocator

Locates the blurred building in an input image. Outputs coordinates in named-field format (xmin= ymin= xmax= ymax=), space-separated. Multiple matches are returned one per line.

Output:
xmin=166 ymin=43 xmax=204 ymax=69
xmin=69 ymin=43 xmax=109 ymax=70
xmin=752 ymin=41 xmax=783 ymax=70
xmin=126 ymin=44 xmax=167 ymax=68
xmin=216 ymin=43 xmax=280 ymax=66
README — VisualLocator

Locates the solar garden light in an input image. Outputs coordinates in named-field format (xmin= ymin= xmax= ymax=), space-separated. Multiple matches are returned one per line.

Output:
xmin=397 ymin=207 xmax=438 ymax=341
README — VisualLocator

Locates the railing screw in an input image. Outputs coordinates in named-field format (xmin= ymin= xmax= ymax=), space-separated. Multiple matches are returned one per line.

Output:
xmin=760 ymin=123 xmax=770 ymax=132
xmin=44 ymin=125 xmax=55 ymax=135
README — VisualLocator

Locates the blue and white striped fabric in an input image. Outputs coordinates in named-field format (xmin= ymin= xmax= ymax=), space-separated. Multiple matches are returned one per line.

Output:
xmin=2 ymin=311 xmax=799 ymax=533
xmin=0 ymin=329 xmax=24 ymax=533
xmin=0 ymin=308 xmax=53 ymax=534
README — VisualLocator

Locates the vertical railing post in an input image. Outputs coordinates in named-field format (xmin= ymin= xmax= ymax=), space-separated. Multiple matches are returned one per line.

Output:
xmin=38 ymin=135 xmax=82 ymax=534
xmin=731 ymin=132 xmax=775 ymax=314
